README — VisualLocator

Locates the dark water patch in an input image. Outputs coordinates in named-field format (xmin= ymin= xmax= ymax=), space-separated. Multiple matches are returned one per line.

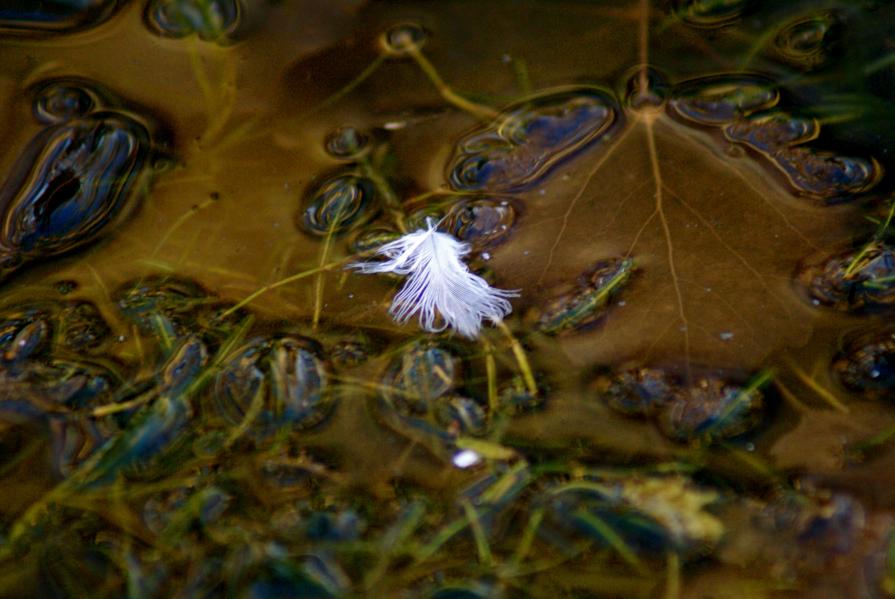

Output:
xmin=671 ymin=74 xmax=882 ymax=201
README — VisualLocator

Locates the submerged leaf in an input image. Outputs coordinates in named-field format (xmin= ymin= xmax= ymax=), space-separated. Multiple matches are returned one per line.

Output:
xmin=490 ymin=81 xmax=865 ymax=370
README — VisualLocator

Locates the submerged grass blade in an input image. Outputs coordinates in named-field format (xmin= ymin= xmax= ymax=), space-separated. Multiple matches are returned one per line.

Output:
xmin=460 ymin=498 xmax=494 ymax=567
xmin=572 ymin=510 xmax=649 ymax=576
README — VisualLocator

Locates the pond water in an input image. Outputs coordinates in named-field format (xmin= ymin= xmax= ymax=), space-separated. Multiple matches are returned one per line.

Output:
xmin=1 ymin=0 xmax=895 ymax=597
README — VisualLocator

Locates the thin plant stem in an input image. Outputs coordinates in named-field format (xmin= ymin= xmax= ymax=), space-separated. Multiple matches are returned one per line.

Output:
xmin=496 ymin=321 xmax=538 ymax=397
xmin=407 ymin=46 xmax=499 ymax=122
xmin=786 ymin=359 xmax=849 ymax=413
xmin=220 ymin=253 xmax=372 ymax=318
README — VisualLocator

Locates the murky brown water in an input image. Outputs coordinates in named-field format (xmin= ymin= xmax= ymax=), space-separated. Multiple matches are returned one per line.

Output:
xmin=2 ymin=0 xmax=895 ymax=597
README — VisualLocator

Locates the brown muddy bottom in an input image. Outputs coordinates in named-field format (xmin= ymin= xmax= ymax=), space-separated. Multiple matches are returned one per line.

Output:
xmin=1 ymin=0 xmax=895 ymax=597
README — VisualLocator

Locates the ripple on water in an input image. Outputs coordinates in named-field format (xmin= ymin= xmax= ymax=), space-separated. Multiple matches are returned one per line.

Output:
xmin=144 ymin=0 xmax=241 ymax=42
xmin=0 ymin=79 xmax=158 ymax=281
xmin=298 ymin=170 xmax=379 ymax=237
xmin=670 ymin=74 xmax=779 ymax=126
xmin=774 ymin=11 xmax=841 ymax=70
xmin=0 ymin=0 xmax=123 ymax=35
xmin=723 ymin=111 xmax=819 ymax=153
xmin=674 ymin=0 xmax=752 ymax=28
xmin=447 ymin=86 xmax=618 ymax=192
xmin=209 ymin=334 xmax=333 ymax=434
xmin=770 ymin=147 xmax=881 ymax=199
xmin=375 ymin=339 xmax=490 ymax=458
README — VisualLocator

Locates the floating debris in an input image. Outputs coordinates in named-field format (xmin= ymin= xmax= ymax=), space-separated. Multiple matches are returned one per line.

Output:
xmin=596 ymin=367 xmax=674 ymax=416
xmin=534 ymin=258 xmax=634 ymax=335
xmin=539 ymin=474 xmax=725 ymax=558
xmin=833 ymin=328 xmax=895 ymax=399
xmin=656 ymin=374 xmax=766 ymax=443
xmin=350 ymin=219 xmax=517 ymax=338
xmin=797 ymin=241 xmax=895 ymax=312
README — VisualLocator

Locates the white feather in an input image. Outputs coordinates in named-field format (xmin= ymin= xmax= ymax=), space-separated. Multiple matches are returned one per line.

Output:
xmin=349 ymin=219 xmax=519 ymax=338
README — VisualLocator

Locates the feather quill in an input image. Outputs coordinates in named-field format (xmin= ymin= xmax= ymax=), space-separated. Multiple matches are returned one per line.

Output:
xmin=349 ymin=219 xmax=519 ymax=338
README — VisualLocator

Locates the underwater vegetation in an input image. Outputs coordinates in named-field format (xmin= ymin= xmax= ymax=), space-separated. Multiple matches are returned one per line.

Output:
xmin=2 ymin=0 xmax=895 ymax=597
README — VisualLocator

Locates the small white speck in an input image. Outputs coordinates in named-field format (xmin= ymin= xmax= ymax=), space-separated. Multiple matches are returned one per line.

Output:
xmin=383 ymin=121 xmax=406 ymax=130
xmin=812 ymin=299 xmax=820 ymax=306
xmin=538 ymin=189 xmax=546 ymax=196
xmin=705 ymin=287 xmax=712 ymax=293
xmin=348 ymin=293 xmax=355 ymax=299
xmin=117 ymin=335 xmax=126 ymax=342
xmin=719 ymin=332 xmax=734 ymax=341
xmin=481 ymin=252 xmax=491 ymax=261
xmin=523 ymin=250 xmax=530 ymax=256
xmin=871 ymin=369 xmax=881 ymax=378
xmin=745 ymin=442 xmax=755 ymax=452
xmin=617 ymin=300 xmax=626 ymax=307
xmin=452 ymin=449 xmax=482 ymax=469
